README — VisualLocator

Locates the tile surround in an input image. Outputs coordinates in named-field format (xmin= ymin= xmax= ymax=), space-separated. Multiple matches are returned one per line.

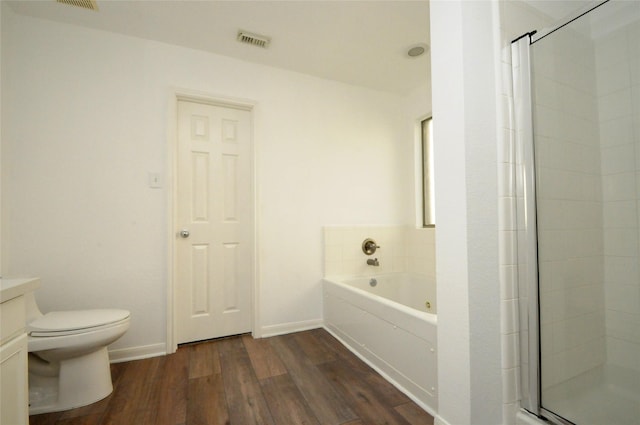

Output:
xmin=596 ymin=19 xmax=640 ymax=374
xmin=323 ymin=225 xmax=435 ymax=280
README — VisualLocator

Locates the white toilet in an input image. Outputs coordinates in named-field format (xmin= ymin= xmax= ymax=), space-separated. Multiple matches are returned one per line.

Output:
xmin=25 ymin=291 xmax=130 ymax=414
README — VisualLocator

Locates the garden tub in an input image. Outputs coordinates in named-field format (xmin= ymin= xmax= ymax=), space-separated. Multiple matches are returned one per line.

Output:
xmin=323 ymin=273 xmax=437 ymax=415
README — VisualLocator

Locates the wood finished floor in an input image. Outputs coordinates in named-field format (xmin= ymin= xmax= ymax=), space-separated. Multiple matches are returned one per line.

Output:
xmin=29 ymin=328 xmax=434 ymax=425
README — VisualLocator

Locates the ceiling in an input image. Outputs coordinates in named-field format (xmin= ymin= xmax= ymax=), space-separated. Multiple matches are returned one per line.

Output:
xmin=7 ymin=0 xmax=431 ymax=95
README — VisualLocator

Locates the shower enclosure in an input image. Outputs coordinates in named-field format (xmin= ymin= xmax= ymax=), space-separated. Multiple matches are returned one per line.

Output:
xmin=511 ymin=1 xmax=640 ymax=424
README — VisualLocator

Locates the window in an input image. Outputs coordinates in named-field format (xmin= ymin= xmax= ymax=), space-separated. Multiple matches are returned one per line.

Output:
xmin=421 ymin=117 xmax=435 ymax=227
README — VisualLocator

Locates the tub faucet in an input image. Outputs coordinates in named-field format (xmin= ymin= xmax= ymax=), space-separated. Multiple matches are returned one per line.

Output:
xmin=366 ymin=258 xmax=379 ymax=266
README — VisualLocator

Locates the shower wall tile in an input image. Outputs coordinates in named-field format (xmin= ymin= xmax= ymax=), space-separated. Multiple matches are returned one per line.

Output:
xmin=533 ymin=75 xmax=560 ymax=109
xmin=530 ymin=47 xmax=556 ymax=80
xmin=500 ymin=230 xmax=518 ymax=266
xmin=502 ymin=332 xmax=520 ymax=369
xmin=324 ymin=245 xmax=342 ymax=263
xmin=502 ymin=366 xmax=520 ymax=404
xmin=599 ymin=89 xmax=633 ymax=123
xmin=324 ymin=261 xmax=343 ymax=277
xmin=550 ymin=337 xmax=606 ymax=386
xmin=604 ymin=201 xmax=637 ymax=229
xmin=602 ymin=172 xmax=636 ymax=201
xmin=601 ymin=144 xmax=635 ymax=174
xmin=498 ymin=162 xmax=515 ymax=198
xmin=407 ymin=227 xmax=436 ymax=275
xmin=503 ymin=403 xmax=519 ymax=425
xmin=629 ymin=24 xmax=640 ymax=85
xmin=499 ymin=129 xmax=515 ymax=164
xmin=559 ymin=86 xmax=597 ymax=121
xmin=595 ymin=31 xmax=629 ymax=70
xmin=537 ymin=200 xmax=566 ymax=230
xmin=606 ymin=337 xmax=640 ymax=371
xmin=600 ymin=116 xmax=634 ymax=147
xmin=537 ymin=261 xmax=555 ymax=293
xmin=596 ymin=18 xmax=640 ymax=373
xmin=501 ymin=298 xmax=519 ymax=336
xmin=500 ymin=265 xmax=518 ymax=301
xmin=605 ymin=283 xmax=640 ymax=315
xmin=634 ymin=89 xmax=640 ymax=141
xmin=606 ymin=309 xmax=640 ymax=343
xmin=604 ymin=256 xmax=639 ymax=284
xmin=551 ymin=310 xmax=605 ymax=352
xmin=534 ymin=137 xmax=562 ymax=169
xmin=563 ymin=62 xmax=596 ymax=95
xmin=499 ymin=197 xmax=517 ymax=231
xmin=540 ymin=324 xmax=553 ymax=358
xmin=528 ymin=9 xmax=609 ymax=391
xmin=596 ymin=63 xmax=631 ymax=96
xmin=604 ymin=229 xmax=638 ymax=257
xmin=533 ymin=105 xmax=559 ymax=138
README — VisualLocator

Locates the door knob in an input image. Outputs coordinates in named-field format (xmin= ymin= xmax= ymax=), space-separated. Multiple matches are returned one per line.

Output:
xmin=179 ymin=229 xmax=190 ymax=238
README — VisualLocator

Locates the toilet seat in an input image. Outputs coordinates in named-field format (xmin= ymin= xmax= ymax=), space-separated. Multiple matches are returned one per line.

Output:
xmin=28 ymin=309 xmax=130 ymax=337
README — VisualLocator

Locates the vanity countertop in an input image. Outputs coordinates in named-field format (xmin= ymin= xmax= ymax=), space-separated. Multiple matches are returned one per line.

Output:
xmin=0 ymin=278 xmax=40 ymax=303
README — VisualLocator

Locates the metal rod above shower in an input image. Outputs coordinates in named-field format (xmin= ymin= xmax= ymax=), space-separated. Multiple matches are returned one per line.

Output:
xmin=530 ymin=0 xmax=610 ymax=44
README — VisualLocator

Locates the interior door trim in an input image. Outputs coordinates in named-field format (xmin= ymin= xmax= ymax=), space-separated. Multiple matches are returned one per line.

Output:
xmin=166 ymin=88 xmax=259 ymax=353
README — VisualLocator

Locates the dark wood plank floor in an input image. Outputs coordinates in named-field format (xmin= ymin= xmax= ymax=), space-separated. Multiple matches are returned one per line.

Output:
xmin=29 ymin=328 xmax=434 ymax=425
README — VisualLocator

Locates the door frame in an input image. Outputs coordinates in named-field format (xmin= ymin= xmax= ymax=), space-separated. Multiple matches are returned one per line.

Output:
xmin=166 ymin=89 xmax=259 ymax=354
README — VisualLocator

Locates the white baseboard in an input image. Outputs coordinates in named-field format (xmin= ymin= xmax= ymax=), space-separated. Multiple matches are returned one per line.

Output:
xmin=108 ymin=343 xmax=166 ymax=363
xmin=108 ymin=320 xmax=322 ymax=363
xmin=259 ymin=319 xmax=323 ymax=338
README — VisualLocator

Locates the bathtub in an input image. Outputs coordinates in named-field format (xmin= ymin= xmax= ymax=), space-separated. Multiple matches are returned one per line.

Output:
xmin=322 ymin=273 xmax=437 ymax=416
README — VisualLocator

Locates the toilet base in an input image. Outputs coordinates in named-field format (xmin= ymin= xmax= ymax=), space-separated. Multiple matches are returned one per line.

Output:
xmin=29 ymin=347 xmax=113 ymax=415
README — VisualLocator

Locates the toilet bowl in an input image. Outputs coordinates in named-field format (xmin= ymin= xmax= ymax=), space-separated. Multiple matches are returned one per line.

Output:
xmin=25 ymin=292 xmax=130 ymax=414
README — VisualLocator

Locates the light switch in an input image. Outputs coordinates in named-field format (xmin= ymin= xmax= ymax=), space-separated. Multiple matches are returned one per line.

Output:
xmin=148 ymin=172 xmax=162 ymax=189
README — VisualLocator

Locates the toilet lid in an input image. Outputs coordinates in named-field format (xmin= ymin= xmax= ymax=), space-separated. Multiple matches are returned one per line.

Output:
xmin=28 ymin=309 xmax=130 ymax=336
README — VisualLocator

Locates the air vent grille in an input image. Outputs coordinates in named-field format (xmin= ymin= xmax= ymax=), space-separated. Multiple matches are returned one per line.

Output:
xmin=237 ymin=31 xmax=271 ymax=49
xmin=56 ymin=0 xmax=98 ymax=11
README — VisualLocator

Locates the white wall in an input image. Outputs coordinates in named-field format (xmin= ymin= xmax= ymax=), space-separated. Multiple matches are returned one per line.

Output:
xmin=1 ymin=12 xmax=414 ymax=352
xmin=431 ymin=1 xmax=502 ymax=424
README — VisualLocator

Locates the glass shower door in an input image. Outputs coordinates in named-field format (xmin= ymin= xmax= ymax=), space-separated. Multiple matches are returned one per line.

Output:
xmin=517 ymin=1 xmax=640 ymax=424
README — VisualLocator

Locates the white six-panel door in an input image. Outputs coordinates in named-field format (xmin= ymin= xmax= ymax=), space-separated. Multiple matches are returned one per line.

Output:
xmin=176 ymin=100 xmax=253 ymax=344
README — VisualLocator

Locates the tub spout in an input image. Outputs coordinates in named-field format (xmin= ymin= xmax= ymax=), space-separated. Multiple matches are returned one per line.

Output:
xmin=366 ymin=258 xmax=379 ymax=266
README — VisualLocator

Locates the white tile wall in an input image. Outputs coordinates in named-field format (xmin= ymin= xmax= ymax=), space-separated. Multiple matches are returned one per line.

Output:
xmin=531 ymin=15 xmax=608 ymax=389
xmin=497 ymin=3 xmax=545 ymax=422
xmin=323 ymin=225 xmax=435 ymax=280
xmin=596 ymin=19 xmax=640 ymax=374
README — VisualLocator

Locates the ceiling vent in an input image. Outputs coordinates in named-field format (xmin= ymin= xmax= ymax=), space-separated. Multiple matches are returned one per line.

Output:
xmin=56 ymin=0 xmax=98 ymax=11
xmin=237 ymin=31 xmax=271 ymax=49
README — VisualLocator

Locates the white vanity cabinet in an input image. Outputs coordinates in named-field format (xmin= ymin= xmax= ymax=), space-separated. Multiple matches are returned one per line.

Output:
xmin=1 ymin=278 xmax=39 ymax=425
